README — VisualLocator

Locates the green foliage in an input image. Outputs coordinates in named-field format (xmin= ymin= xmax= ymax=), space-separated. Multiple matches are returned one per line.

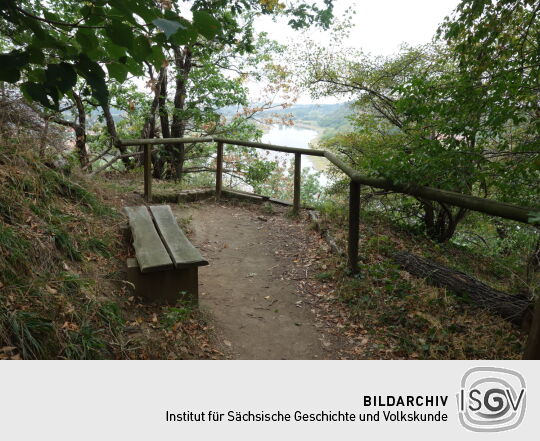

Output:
xmin=438 ymin=0 xmax=540 ymax=208
xmin=60 ymin=272 xmax=88 ymax=296
xmin=0 ymin=0 xmax=223 ymax=109
xmin=300 ymin=168 xmax=323 ymax=205
xmin=298 ymin=4 xmax=539 ymax=241
xmin=0 ymin=308 xmax=55 ymax=359
xmin=192 ymin=10 xmax=222 ymax=40
xmin=1 ymin=0 xmax=335 ymax=176
xmin=161 ymin=302 xmax=192 ymax=329
xmin=153 ymin=18 xmax=187 ymax=39
xmin=0 ymin=146 xmax=112 ymax=278
xmin=0 ymin=0 xmax=333 ymax=112
xmin=0 ymin=141 xmax=127 ymax=359
xmin=238 ymin=151 xmax=323 ymax=205
xmin=246 ymin=159 xmax=277 ymax=193
xmin=530 ymin=212 xmax=540 ymax=225
xmin=315 ymin=271 xmax=333 ymax=281
xmin=98 ymin=302 xmax=124 ymax=330
xmin=323 ymin=208 xmax=528 ymax=359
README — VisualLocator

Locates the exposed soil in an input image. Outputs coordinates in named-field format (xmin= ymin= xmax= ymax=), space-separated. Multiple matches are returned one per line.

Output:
xmin=172 ymin=200 xmax=349 ymax=359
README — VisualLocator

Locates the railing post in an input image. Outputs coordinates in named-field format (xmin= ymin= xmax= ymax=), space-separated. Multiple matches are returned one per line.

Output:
xmin=524 ymin=298 xmax=540 ymax=359
xmin=143 ymin=143 xmax=152 ymax=202
xmin=216 ymin=141 xmax=224 ymax=200
xmin=293 ymin=152 xmax=301 ymax=215
xmin=348 ymin=180 xmax=361 ymax=274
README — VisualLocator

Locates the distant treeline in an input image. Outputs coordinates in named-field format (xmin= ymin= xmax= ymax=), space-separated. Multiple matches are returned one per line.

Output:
xmin=219 ymin=103 xmax=353 ymax=132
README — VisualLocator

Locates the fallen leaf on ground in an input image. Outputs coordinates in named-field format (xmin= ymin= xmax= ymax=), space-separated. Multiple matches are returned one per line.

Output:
xmin=62 ymin=321 xmax=79 ymax=331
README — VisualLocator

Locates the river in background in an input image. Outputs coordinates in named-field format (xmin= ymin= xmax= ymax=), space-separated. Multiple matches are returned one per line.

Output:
xmin=261 ymin=125 xmax=328 ymax=187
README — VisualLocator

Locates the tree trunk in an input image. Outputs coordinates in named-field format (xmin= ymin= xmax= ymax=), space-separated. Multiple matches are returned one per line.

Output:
xmin=43 ymin=93 xmax=89 ymax=169
xmin=74 ymin=125 xmax=88 ymax=168
xmin=72 ymin=92 xmax=89 ymax=169
xmin=153 ymin=69 xmax=169 ymax=178
xmin=393 ymin=251 xmax=532 ymax=327
xmin=141 ymin=68 xmax=165 ymax=139
xmin=158 ymin=69 xmax=170 ymax=139
xmin=170 ymin=45 xmax=192 ymax=179
xmin=101 ymin=101 xmax=131 ymax=169
xmin=420 ymin=199 xmax=467 ymax=242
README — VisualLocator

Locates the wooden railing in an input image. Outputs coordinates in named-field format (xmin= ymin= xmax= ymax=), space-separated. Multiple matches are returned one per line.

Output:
xmin=118 ymin=136 xmax=539 ymax=274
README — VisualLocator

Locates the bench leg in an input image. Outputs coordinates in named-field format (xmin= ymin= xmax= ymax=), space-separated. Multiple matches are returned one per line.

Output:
xmin=127 ymin=258 xmax=199 ymax=306
xmin=121 ymin=225 xmax=132 ymax=246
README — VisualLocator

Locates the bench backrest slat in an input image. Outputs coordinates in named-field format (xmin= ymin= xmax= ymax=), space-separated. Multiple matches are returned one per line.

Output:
xmin=149 ymin=205 xmax=209 ymax=268
xmin=124 ymin=206 xmax=173 ymax=273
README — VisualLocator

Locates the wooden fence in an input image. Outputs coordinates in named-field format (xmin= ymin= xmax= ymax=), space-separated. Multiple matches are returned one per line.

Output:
xmin=118 ymin=136 xmax=539 ymax=275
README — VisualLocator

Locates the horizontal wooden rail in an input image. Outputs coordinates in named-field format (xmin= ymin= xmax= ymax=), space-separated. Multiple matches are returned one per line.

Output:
xmin=324 ymin=151 xmax=359 ymax=180
xmin=346 ymin=175 xmax=535 ymax=224
xmin=118 ymin=137 xmax=214 ymax=146
xmin=214 ymin=137 xmax=326 ymax=156
xmin=117 ymin=136 xmax=538 ymax=226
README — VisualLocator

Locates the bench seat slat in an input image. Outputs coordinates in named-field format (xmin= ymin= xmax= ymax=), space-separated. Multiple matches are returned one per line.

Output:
xmin=149 ymin=205 xmax=209 ymax=268
xmin=124 ymin=206 xmax=173 ymax=273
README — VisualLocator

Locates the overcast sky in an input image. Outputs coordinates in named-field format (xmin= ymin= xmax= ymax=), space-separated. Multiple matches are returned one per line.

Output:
xmin=259 ymin=0 xmax=461 ymax=55
xmin=253 ymin=0 xmax=461 ymax=103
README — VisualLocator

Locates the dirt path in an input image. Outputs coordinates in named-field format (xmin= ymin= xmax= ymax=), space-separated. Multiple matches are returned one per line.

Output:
xmin=172 ymin=201 xmax=343 ymax=359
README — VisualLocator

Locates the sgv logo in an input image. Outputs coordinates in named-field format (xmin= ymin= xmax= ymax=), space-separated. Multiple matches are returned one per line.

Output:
xmin=457 ymin=367 xmax=526 ymax=432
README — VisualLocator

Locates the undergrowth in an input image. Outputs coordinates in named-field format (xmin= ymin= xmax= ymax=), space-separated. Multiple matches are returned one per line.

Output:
xmin=0 ymin=140 xmax=120 ymax=359
xmin=0 ymin=140 xmax=215 ymax=359
xmin=314 ymin=200 xmax=530 ymax=359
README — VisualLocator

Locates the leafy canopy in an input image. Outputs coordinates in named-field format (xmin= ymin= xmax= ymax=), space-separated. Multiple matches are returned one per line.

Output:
xmin=0 ymin=0 xmax=209 ymax=109
xmin=0 ymin=1 xmax=334 ymax=111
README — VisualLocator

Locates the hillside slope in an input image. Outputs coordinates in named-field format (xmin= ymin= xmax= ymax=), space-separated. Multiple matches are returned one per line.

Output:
xmin=0 ymin=141 xmax=218 ymax=360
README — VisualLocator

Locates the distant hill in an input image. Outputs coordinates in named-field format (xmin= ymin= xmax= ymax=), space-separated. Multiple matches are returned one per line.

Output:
xmin=262 ymin=103 xmax=353 ymax=129
xmin=220 ymin=102 xmax=354 ymax=132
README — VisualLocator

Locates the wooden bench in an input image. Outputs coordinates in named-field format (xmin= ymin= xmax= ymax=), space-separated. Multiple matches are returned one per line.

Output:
xmin=124 ymin=205 xmax=208 ymax=305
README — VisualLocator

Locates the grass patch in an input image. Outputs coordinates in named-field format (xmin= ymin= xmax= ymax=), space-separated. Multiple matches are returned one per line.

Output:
xmin=83 ymin=237 xmax=112 ymax=258
xmin=63 ymin=323 xmax=107 ymax=360
xmin=49 ymin=225 xmax=83 ymax=261
xmin=0 ymin=142 xmax=120 ymax=359
xmin=0 ymin=307 xmax=55 ymax=359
